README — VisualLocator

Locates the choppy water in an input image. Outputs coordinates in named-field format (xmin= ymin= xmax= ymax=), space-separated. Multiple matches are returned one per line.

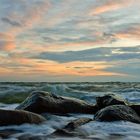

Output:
xmin=0 ymin=82 xmax=140 ymax=140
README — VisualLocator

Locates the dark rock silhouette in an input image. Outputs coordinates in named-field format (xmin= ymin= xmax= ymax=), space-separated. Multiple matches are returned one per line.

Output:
xmin=15 ymin=91 xmax=140 ymax=126
xmin=94 ymin=105 xmax=140 ymax=123
xmin=16 ymin=91 xmax=98 ymax=114
xmin=18 ymin=134 xmax=48 ymax=140
xmin=96 ymin=95 xmax=140 ymax=118
xmin=95 ymin=94 xmax=128 ymax=110
xmin=0 ymin=129 xmax=22 ymax=139
xmin=129 ymin=104 xmax=140 ymax=116
xmin=0 ymin=109 xmax=46 ymax=126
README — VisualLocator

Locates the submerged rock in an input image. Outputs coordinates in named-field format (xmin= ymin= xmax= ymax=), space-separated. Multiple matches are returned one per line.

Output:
xmin=16 ymin=91 xmax=98 ymax=114
xmin=64 ymin=118 xmax=92 ymax=130
xmin=0 ymin=129 xmax=22 ymax=139
xmin=95 ymin=94 xmax=128 ymax=110
xmin=50 ymin=117 xmax=92 ymax=137
xmin=94 ymin=105 xmax=140 ymax=123
xmin=0 ymin=109 xmax=46 ymax=126
xmin=18 ymin=134 xmax=49 ymax=140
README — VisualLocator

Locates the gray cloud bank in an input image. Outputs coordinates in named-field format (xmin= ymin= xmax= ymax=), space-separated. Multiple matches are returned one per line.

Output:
xmin=35 ymin=46 xmax=140 ymax=63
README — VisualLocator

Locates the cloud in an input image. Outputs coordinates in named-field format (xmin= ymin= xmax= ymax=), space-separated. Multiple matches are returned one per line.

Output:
xmin=72 ymin=66 xmax=94 ymax=69
xmin=0 ymin=0 xmax=50 ymax=40
xmin=105 ymin=60 xmax=140 ymax=76
xmin=1 ymin=17 xmax=21 ymax=27
xmin=0 ymin=33 xmax=15 ymax=51
xmin=35 ymin=46 xmax=140 ymax=63
xmin=1 ymin=0 xmax=50 ymax=28
xmin=90 ymin=0 xmax=134 ymax=15
xmin=0 ymin=0 xmax=140 ymax=81
xmin=0 ymin=0 xmax=50 ymax=52
xmin=21 ymin=1 xmax=50 ymax=28
xmin=0 ymin=33 xmax=13 ymax=40
xmin=0 ymin=40 xmax=15 ymax=51
xmin=0 ymin=55 xmax=123 ymax=78
xmin=115 ymin=25 xmax=140 ymax=40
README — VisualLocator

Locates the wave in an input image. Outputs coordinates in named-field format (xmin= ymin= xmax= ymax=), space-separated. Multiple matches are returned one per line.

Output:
xmin=0 ymin=82 xmax=140 ymax=104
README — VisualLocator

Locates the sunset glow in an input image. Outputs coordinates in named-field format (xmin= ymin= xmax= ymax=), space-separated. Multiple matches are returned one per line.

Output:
xmin=0 ymin=0 xmax=140 ymax=82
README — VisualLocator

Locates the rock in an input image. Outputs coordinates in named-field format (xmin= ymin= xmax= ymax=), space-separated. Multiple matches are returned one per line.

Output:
xmin=95 ymin=94 xmax=128 ymax=110
xmin=129 ymin=104 xmax=140 ymax=116
xmin=94 ymin=105 xmax=140 ymax=124
xmin=64 ymin=118 xmax=92 ymax=130
xmin=18 ymin=134 xmax=47 ymax=140
xmin=95 ymin=94 xmax=140 ymax=117
xmin=0 ymin=109 xmax=46 ymax=126
xmin=16 ymin=91 xmax=98 ymax=114
xmin=17 ymin=134 xmax=33 ymax=140
xmin=0 ymin=129 xmax=22 ymax=139
xmin=50 ymin=118 xmax=92 ymax=137
xmin=51 ymin=129 xmax=78 ymax=137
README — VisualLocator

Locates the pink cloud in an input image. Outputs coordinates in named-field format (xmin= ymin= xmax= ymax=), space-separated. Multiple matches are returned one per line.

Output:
xmin=115 ymin=25 xmax=140 ymax=40
xmin=0 ymin=33 xmax=15 ymax=51
xmin=0 ymin=41 xmax=15 ymax=51
xmin=90 ymin=0 xmax=134 ymax=15
xmin=0 ymin=1 xmax=50 ymax=52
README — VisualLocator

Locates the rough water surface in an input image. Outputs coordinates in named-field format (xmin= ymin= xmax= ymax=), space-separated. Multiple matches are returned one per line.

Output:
xmin=0 ymin=82 xmax=140 ymax=140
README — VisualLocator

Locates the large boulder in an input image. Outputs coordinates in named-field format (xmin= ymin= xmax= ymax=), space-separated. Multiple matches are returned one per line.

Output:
xmin=16 ymin=91 xmax=98 ymax=114
xmin=94 ymin=105 xmax=140 ymax=124
xmin=95 ymin=94 xmax=128 ymax=110
xmin=0 ymin=109 xmax=46 ymax=126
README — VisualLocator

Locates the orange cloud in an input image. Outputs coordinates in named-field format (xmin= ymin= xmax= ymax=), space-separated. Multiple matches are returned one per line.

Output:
xmin=0 ymin=1 xmax=50 ymax=52
xmin=0 ymin=33 xmax=15 ymax=51
xmin=90 ymin=0 xmax=133 ymax=15
xmin=0 ymin=67 xmax=12 ymax=75
xmin=115 ymin=26 xmax=140 ymax=40
xmin=0 ymin=41 xmax=15 ymax=51
xmin=0 ymin=56 xmax=124 ymax=77
xmin=0 ymin=53 xmax=127 ymax=81
xmin=7 ymin=1 xmax=50 ymax=35
xmin=22 ymin=1 xmax=50 ymax=28
xmin=0 ymin=33 xmax=14 ymax=40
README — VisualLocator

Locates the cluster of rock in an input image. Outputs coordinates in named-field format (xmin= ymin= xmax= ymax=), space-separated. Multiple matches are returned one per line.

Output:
xmin=0 ymin=91 xmax=140 ymax=138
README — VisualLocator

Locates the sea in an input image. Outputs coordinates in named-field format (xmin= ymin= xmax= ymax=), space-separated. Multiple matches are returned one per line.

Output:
xmin=0 ymin=82 xmax=140 ymax=140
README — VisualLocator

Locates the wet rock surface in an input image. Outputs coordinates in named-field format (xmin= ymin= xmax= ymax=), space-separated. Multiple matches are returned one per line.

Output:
xmin=16 ymin=91 xmax=98 ymax=114
xmin=94 ymin=105 xmax=140 ymax=123
xmin=129 ymin=104 xmax=140 ymax=116
xmin=95 ymin=94 xmax=128 ymax=110
xmin=0 ymin=109 xmax=46 ymax=126
xmin=50 ymin=117 xmax=92 ymax=137
xmin=0 ymin=129 xmax=22 ymax=139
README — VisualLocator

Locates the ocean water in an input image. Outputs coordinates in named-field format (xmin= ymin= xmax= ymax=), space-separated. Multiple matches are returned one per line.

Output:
xmin=0 ymin=82 xmax=140 ymax=140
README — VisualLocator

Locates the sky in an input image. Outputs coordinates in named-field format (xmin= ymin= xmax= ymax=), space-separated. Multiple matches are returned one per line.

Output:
xmin=0 ymin=0 xmax=140 ymax=82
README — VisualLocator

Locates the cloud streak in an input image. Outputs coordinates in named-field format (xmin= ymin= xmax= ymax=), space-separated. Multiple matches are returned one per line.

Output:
xmin=1 ymin=17 xmax=22 ymax=27
xmin=35 ymin=46 xmax=140 ymax=63
xmin=90 ymin=0 xmax=134 ymax=15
